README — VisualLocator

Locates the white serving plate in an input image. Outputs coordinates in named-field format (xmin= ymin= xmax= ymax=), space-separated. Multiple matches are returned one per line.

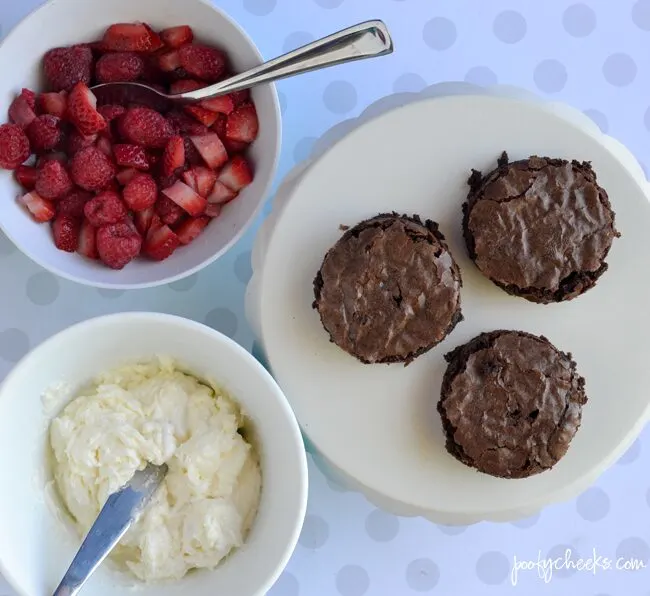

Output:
xmin=246 ymin=83 xmax=650 ymax=524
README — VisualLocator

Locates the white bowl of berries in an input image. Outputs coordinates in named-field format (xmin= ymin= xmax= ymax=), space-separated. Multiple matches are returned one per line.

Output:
xmin=0 ymin=0 xmax=280 ymax=288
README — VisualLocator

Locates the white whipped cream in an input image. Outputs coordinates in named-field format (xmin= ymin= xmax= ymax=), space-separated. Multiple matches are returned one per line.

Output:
xmin=48 ymin=357 xmax=261 ymax=582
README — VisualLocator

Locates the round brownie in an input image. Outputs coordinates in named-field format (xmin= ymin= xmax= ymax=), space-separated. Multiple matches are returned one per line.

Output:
xmin=463 ymin=152 xmax=620 ymax=303
xmin=313 ymin=213 xmax=463 ymax=365
xmin=438 ymin=330 xmax=587 ymax=479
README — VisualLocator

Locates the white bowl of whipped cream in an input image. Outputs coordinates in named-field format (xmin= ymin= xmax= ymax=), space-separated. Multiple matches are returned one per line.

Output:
xmin=0 ymin=312 xmax=308 ymax=596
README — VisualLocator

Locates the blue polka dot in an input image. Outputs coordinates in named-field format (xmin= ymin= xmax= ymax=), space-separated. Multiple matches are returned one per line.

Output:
xmin=242 ymin=0 xmax=277 ymax=16
xmin=576 ymin=487 xmax=610 ymax=521
xmin=563 ymin=4 xmax=597 ymax=37
xmin=336 ymin=565 xmax=370 ymax=596
xmin=583 ymin=109 xmax=609 ymax=133
xmin=632 ymin=0 xmax=650 ymax=30
xmin=603 ymin=53 xmax=637 ymax=87
xmin=617 ymin=439 xmax=641 ymax=465
xmin=267 ymin=572 xmax=299 ymax=596
xmin=205 ymin=308 xmax=238 ymax=338
xmin=464 ymin=66 xmax=498 ymax=86
xmin=233 ymin=250 xmax=253 ymax=284
xmin=475 ymin=551 xmax=510 ymax=585
xmin=437 ymin=524 xmax=467 ymax=535
xmin=423 ymin=17 xmax=457 ymax=51
xmin=294 ymin=137 xmax=317 ymax=163
xmin=616 ymin=537 xmax=650 ymax=564
xmin=406 ymin=559 xmax=440 ymax=591
xmin=323 ymin=81 xmax=358 ymax=114
xmin=282 ymin=31 xmax=314 ymax=54
xmin=393 ymin=73 xmax=427 ymax=93
xmin=0 ymin=231 xmax=16 ymax=256
xmin=511 ymin=512 xmax=541 ymax=528
xmin=314 ymin=0 xmax=344 ymax=7
xmin=547 ymin=545 xmax=578 ymax=578
xmin=534 ymin=59 xmax=568 ymax=93
xmin=493 ymin=10 xmax=527 ymax=44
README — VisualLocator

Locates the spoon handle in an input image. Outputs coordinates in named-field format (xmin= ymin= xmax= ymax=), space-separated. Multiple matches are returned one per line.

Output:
xmin=180 ymin=20 xmax=393 ymax=101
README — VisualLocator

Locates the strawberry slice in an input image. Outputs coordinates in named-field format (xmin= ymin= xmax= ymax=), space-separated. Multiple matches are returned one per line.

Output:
xmin=52 ymin=214 xmax=80 ymax=252
xmin=14 ymin=165 xmax=38 ymax=190
xmin=204 ymin=203 xmax=222 ymax=218
xmin=116 ymin=167 xmax=139 ymax=185
xmin=101 ymin=22 xmax=162 ymax=53
xmin=19 ymin=191 xmax=56 ymax=222
xmin=144 ymin=216 xmax=180 ymax=260
xmin=162 ymin=180 xmax=207 ymax=216
xmin=191 ymin=166 xmax=217 ymax=197
xmin=37 ymin=92 xmax=68 ymax=118
xmin=8 ymin=93 xmax=37 ymax=128
xmin=200 ymin=95 xmax=234 ymax=115
xmin=160 ymin=25 xmax=194 ymax=48
xmin=211 ymin=113 xmax=227 ymax=140
xmin=113 ymin=144 xmax=149 ymax=170
xmin=182 ymin=169 xmax=198 ymax=193
xmin=217 ymin=155 xmax=253 ymax=192
xmin=134 ymin=205 xmax=155 ymax=236
xmin=207 ymin=180 xmax=237 ymax=205
xmin=77 ymin=220 xmax=98 ymax=259
xmin=57 ymin=189 xmax=92 ymax=218
xmin=162 ymin=136 xmax=185 ymax=177
xmin=169 ymin=79 xmax=203 ymax=95
xmin=98 ymin=104 xmax=127 ymax=123
xmin=228 ymin=88 xmax=251 ymax=107
xmin=157 ymin=50 xmax=181 ymax=72
xmin=175 ymin=216 xmax=210 ymax=245
xmin=184 ymin=105 xmax=219 ymax=127
xmin=155 ymin=194 xmax=185 ymax=225
xmin=189 ymin=133 xmax=227 ymax=169
xmin=167 ymin=110 xmax=208 ymax=136
xmin=67 ymin=82 xmax=108 ymax=136
xmin=226 ymin=104 xmax=259 ymax=144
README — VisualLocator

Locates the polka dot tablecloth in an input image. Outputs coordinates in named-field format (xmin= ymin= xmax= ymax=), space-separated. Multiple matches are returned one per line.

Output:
xmin=1 ymin=1 xmax=650 ymax=595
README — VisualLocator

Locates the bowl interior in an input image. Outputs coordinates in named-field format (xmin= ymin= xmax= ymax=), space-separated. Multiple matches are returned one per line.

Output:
xmin=0 ymin=313 xmax=307 ymax=596
xmin=0 ymin=0 xmax=280 ymax=289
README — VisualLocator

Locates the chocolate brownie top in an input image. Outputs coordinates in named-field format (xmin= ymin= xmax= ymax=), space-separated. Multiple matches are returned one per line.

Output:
xmin=313 ymin=213 xmax=462 ymax=364
xmin=438 ymin=329 xmax=587 ymax=479
xmin=464 ymin=153 xmax=619 ymax=300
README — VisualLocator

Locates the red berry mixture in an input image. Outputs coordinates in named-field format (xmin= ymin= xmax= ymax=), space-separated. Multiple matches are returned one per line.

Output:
xmin=1 ymin=22 xmax=259 ymax=270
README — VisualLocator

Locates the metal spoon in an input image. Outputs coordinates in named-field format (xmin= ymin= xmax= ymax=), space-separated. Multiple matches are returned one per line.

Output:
xmin=92 ymin=20 xmax=393 ymax=110
xmin=52 ymin=462 xmax=168 ymax=596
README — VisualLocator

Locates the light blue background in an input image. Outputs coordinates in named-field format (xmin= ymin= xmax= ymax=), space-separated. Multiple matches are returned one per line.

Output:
xmin=1 ymin=1 xmax=650 ymax=595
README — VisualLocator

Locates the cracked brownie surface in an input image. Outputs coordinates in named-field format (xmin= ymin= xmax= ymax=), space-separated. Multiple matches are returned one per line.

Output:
xmin=313 ymin=213 xmax=462 ymax=365
xmin=438 ymin=330 xmax=587 ymax=479
xmin=463 ymin=152 xmax=620 ymax=303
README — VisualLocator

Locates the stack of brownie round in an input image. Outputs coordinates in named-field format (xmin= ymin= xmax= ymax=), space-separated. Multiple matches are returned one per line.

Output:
xmin=312 ymin=151 xmax=620 ymax=479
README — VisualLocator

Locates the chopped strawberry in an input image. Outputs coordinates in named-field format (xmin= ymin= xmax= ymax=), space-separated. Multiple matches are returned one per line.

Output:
xmin=155 ymin=194 xmax=185 ymax=225
xmin=169 ymin=79 xmax=203 ymax=95
xmin=167 ymin=110 xmax=208 ymax=136
xmin=96 ymin=221 xmax=142 ymax=269
xmin=77 ymin=219 xmax=98 ymax=259
xmin=43 ymin=45 xmax=93 ymax=92
xmin=70 ymin=146 xmax=116 ymax=191
xmin=118 ymin=107 xmax=173 ymax=148
xmin=218 ymin=155 xmax=253 ymax=192
xmin=57 ymin=189 xmax=92 ymax=218
xmin=175 ymin=216 xmax=209 ymax=245
xmin=52 ymin=214 xmax=80 ymax=252
xmin=14 ymin=165 xmax=38 ymax=190
xmin=204 ymin=203 xmax=223 ymax=218
xmin=190 ymin=166 xmax=217 ymax=197
xmin=83 ymin=190 xmax=127 ymax=226
xmin=96 ymin=51 xmax=145 ymax=83
xmin=37 ymin=92 xmax=68 ymax=118
xmin=178 ymin=45 xmax=227 ymax=82
xmin=207 ymin=180 xmax=237 ymax=204
xmin=189 ymin=133 xmax=227 ymax=169
xmin=20 ymin=88 xmax=37 ymax=110
xmin=8 ymin=93 xmax=37 ymax=128
xmin=26 ymin=115 xmax=62 ymax=154
xmin=182 ymin=169 xmax=198 ymax=193
xmin=226 ymin=104 xmax=259 ymax=144
xmin=183 ymin=137 xmax=204 ymax=166
xmin=162 ymin=180 xmax=207 ymax=216
xmin=96 ymin=135 xmax=113 ymax=157
xmin=134 ymin=205 xmax=155 ymax=236
xmin=160 ymin=25 xmax=194 ymax=48
xmin=67 ymin=82 xmax=108 ymax=136
xmin=228 ymin=88 xmax=251 ymax=107
xmin=144 ymin=217 xmax=180 ymax=260
xmin=0 ymin=123 xmax=30 ymax=170
xmin=98 ymin=106 xmax=126 ymax=125
xmin=35 ymin=159 xmax=73 ymax=199
xmin=101 ymin=22 xmax=162 ymax=53
xmin=19 ymin=191 xmax=55 ymax=222
xmin=67 ymin=130 xmax=97 ymax=155
xmin=200 ymin=95 xmax=234 ymax=115
xmin=211 ymin=113 xmax=227 ymax=139
xmin=162 ymin=136 xmax=185 ymax=177
xmin=184 ymin=105 xmax=219 ymax=127
xmin=157 ymin=50 xmax=181 ymax=72
xmin=113 ymin=144 xmax=149 ymax=170
xmin=116 ymin=167 xmax=139 ymax=185
xmin=123 ymin=173 xmax=158 ymax=211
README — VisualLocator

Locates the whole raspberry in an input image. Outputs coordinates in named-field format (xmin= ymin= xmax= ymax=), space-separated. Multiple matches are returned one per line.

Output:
xmin=34 ymin=160 xmax=73 ymax=200
xmin=43 ymin=45 xmax=93 ymax=92
xmin=26 ymin=115 xmax=62 ymax=153
xmin=70 ymin=146 xmax=116 ymax=191
xmin=0 ymin=123 xmax=30 ymax=170
xmin=118 ymin=107 xmax=173 ymax=149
